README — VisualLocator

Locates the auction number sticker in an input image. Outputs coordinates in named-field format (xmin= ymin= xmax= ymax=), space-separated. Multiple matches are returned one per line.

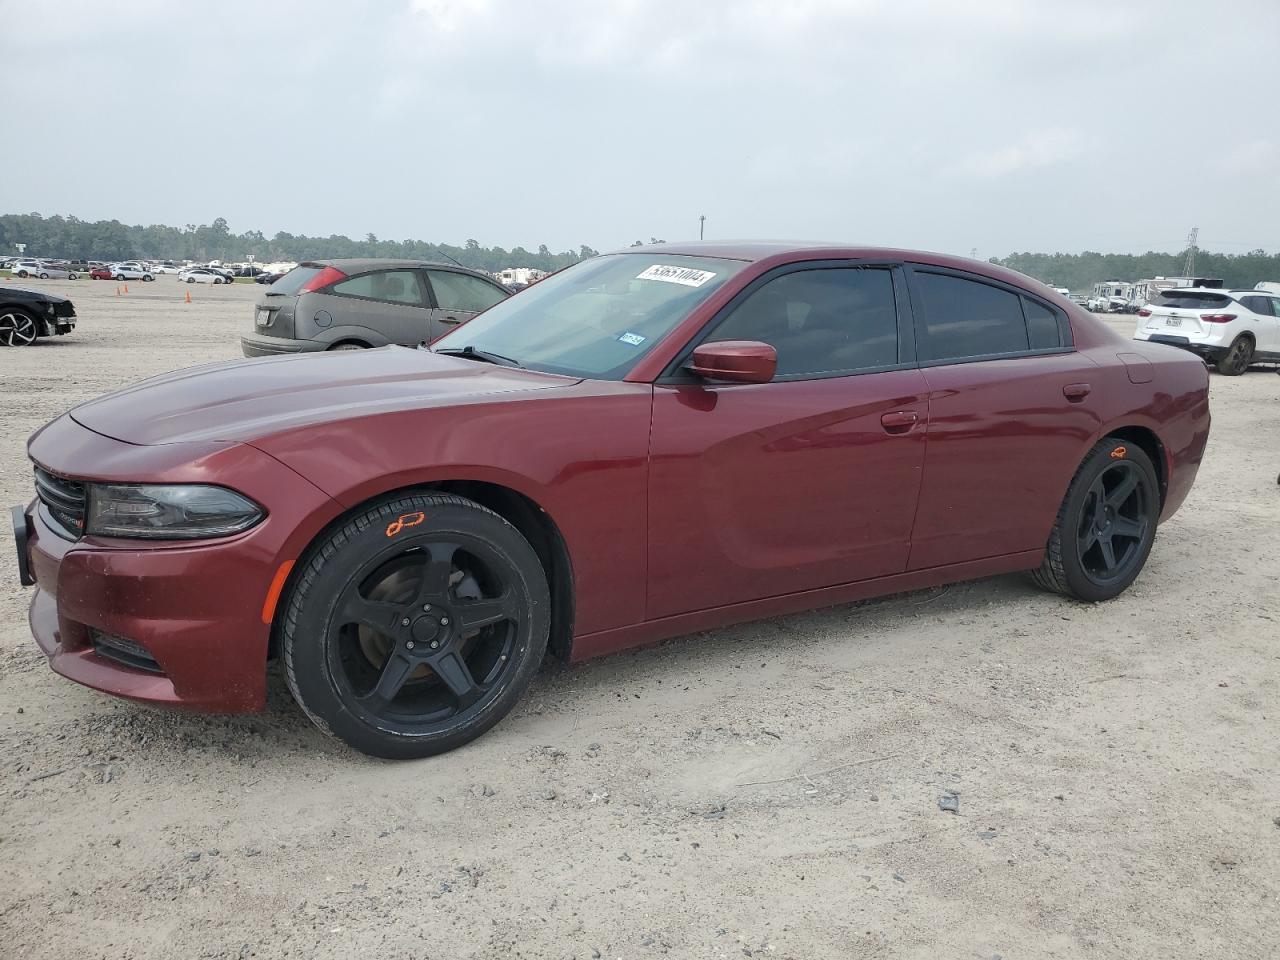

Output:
xmin=618 ymin=331 xmax=646 ymax=346
xmin=636 ymin=264 xmax=716 ymax=287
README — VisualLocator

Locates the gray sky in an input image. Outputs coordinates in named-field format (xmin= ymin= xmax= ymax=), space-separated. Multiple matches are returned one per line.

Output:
xmin=3 ymin=0 xmax=1277 ymax=256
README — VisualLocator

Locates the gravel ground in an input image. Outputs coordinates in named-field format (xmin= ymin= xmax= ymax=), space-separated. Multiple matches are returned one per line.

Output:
xmin=1 ymin=277 xmax=1278 ymax=959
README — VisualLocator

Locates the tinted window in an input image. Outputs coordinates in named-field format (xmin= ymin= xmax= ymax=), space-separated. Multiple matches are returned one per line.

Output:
xmin=1154 ymin=291 xmax=1232 ymax=309
xmin=428 ymin=270 xmax=507 ymax=314
xmin=915 ymin=272 xmax=1029 ymax=360
xmin=706 ymin=268 xmax=898 ymax=377
xmin=1023 ymin=298 xmax=1062 ymax=349
xmin=331 ymin=270 xmax=423 ymax=305
xmin=1239 ymin=295 xmax=1273 ymax=317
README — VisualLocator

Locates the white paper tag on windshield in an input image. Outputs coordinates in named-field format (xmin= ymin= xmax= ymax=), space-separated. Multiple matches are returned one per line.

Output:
xmin=636 ymin=264 xmax=716 ymax=287
xmin=618 ymin=331 xmax=646 ymax=346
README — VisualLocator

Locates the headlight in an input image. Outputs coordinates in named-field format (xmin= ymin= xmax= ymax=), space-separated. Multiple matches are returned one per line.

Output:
xmin=86 ymin=484 xmax=264 ymax=539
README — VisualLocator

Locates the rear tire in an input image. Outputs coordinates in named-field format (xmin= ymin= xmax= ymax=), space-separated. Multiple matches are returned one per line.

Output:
xmin=1214 ymin=336 xmax=1253 ymax=376
xmin=1032 ymin=437 xmax=1159 ymax=602
xmin=281 ymin=493 xmax=550 ymax=759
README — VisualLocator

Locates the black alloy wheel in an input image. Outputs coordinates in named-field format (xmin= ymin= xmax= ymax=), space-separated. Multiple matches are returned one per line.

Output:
xmin=1033 ymin=437 xmax=1159 ymax=602
xmin=282 ymin=494 xmax=550 ymax=758
xmin=1215 ymin=336 xmax=1253 ymax=376
xmin=0 ymin=309 xmax=38 ymax=347
xmin=1074 ymin=459 xmax=1151 ymax=588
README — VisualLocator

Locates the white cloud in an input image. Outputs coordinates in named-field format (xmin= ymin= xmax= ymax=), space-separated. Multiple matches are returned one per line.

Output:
xmin=949 ymin=128 xmax=1087 ymax=179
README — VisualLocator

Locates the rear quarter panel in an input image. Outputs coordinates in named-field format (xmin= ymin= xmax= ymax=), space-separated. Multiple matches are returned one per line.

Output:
xmin=1086 ymin=339 xmax=1210 ymax=522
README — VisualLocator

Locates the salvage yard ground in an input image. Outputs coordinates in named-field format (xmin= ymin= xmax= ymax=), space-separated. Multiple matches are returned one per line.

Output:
xmin=1 ymin=277 xmax=1278 ymax=959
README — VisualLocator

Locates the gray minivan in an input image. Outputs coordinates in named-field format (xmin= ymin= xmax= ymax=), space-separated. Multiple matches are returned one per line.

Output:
xmin=241 ymin=258 xmax=511 ymax=357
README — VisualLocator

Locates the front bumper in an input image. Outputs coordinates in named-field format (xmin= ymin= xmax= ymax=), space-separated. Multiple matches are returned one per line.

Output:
xmin=16 ymin=415 xmax=340 ymax=713
xmin=240 ymin=333 xmax=314 ymax=358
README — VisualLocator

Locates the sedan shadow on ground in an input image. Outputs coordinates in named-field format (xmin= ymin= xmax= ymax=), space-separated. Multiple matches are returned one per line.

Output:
xmin=48 ymin=570 xmax=1048 ymax=766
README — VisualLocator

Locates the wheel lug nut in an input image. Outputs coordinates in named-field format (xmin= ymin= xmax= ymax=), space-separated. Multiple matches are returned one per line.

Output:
xmin=401 ymin=618 xmax=411 ymax=627
xmin=406 ymin=641 xmax=415 ymax=650
xmin=440 ymin=617 xmax=449 ymax=626
xmin=429 ymin=640 xmax=439 ymax=649
xmin=422 ymin=604 xmax=431 ymax=612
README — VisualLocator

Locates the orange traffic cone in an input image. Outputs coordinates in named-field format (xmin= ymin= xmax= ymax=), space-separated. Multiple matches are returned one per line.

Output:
xmin=185 ymin=290 xmax=191 ymax=304
xmin=115 ymin=285 xmax=121 ymax=296
xmin=124 ymin=284 xmax=129 ymax=294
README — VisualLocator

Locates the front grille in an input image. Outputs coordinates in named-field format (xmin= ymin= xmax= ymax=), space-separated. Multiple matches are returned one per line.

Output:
xmin=53 ymin=301 xmax=76 ymax=318
xmin=90 ymin=630 xmax=164 ymax=674
xmin=33 ymin=465 xmax=86 ymax=538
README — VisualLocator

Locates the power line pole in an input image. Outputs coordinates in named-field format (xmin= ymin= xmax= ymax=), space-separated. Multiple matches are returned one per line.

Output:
xmin=1182 ymin=226 xmax=1199 ymax=277
xmin=699 ymin=215 xmax=706 ymax=240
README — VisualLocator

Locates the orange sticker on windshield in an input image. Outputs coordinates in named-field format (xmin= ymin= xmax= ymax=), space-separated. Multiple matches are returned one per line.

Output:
xmin=385 ymin=512 xmax=426 ymax=537
xmin=1110 ymin=446 xmax=1127 ymax=459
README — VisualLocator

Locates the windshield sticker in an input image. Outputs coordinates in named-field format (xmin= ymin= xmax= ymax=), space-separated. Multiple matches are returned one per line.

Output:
xmin=618 ymin=331 xmax=647 ymax=346
xmin=635 ymin=264 xmax=717 ymax=287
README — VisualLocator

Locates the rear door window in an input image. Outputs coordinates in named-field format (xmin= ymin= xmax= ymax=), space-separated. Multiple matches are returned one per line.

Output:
xmin=1239 ymin=295 xmax=1274 ymax=317
xmin=913 ymin=271 xmax=1030 ymax=361
xmin=1023 ymin=297 xmax=1063 ymax=349
xmin=331 ymin=270 xmax=425 ymax=305
xmin=426 ymin=270 xmax=508 ymax=314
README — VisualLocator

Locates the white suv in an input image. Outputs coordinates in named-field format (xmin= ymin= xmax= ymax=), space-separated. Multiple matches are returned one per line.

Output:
xmin=1134 ymin=287 xmax=1280 ymax=375
xmin=112 ymin=263 xmax=155 ymax=281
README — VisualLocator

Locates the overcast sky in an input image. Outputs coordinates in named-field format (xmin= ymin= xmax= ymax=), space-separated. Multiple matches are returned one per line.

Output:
xmin=3 ymin=0 xmax=1276 ymax=256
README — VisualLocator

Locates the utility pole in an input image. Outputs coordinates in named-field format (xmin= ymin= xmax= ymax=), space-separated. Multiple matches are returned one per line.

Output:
xmin=970 ymin=247 xmax=977 ymax=260
xmin=1181 ymin=226 xmax=1199 ymax=277
xmin=699 ymin=215 xmax=706 ymax=240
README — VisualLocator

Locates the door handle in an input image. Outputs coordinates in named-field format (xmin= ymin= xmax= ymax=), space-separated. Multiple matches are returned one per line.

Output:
xmin=440 ymin=315 xmax=462 ymax=325
xmin=1063 ymin=382 xmax=1092 ymax=402
xmin=880 ymin=410 xmax=920 ymax=433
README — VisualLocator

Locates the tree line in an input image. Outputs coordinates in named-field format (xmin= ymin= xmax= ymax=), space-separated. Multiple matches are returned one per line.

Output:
xmin=993 ymin=249 xmax=1279 ymax=292
xmin=4 ymin=212 xmax=1275 ymax=289
xmin=0 ymin=213 xmax=599 ymax=274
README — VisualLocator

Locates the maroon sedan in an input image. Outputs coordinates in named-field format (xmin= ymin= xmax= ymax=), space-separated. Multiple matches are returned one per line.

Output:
xmin=12 ymin=242 xmax=1210 ymax=758
xmin=89 ymin=266 xmax=114 ymax=280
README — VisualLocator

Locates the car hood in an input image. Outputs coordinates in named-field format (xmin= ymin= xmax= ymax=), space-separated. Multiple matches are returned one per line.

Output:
xmin=69 ymin=346 xmax=581 ymax=446
xmin=4 ymin=287 xmax=69 ymax=305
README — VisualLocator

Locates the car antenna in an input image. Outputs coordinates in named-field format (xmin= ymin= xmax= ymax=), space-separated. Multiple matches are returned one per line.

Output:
xmin=432 ymin=248 xmax=467 ymax=269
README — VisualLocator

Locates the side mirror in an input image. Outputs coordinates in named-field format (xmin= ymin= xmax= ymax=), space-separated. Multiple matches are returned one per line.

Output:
xmin=687 ymin=340 xmax=777 ymax=384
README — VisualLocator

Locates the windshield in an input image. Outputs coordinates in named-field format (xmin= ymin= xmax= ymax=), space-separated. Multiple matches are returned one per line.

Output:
xmin=431 ymin=253 xmax=747 ymax=379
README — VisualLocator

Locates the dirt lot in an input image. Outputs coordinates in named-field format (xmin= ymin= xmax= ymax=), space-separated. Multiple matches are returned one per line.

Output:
xmin=1 ymin=277 xmax=1277 ymax=959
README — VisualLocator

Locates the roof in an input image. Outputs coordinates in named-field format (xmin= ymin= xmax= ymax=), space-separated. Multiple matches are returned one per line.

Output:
xmin=606 ymin=240 xmax=1054 ymax=293
xmin=308 ymin=258 xmax=478 ymax=273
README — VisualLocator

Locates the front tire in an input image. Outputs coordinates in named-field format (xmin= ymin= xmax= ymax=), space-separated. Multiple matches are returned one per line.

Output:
xmin=1214 ymin=336 xmax=1253 ymax=376
xmin=1032 ymin=438 xmax=1159 ymax=602
xmin=0 ymin=308 xmax=39 ymax=347
xmin=38 ymin=272 xmax=49 ymax=280
xmin=281 ymin=493 xmax=551 ymax=759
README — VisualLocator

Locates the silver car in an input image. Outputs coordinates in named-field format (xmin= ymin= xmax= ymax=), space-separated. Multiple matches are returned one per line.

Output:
xmin=11 ymin=260 xmax=78 ymax=280
xmin=241 ymin=258 xmax=511 ymax=356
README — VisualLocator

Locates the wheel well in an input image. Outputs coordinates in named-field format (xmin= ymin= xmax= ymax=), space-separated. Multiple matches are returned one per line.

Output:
xmin=269 ymin=480 xmax=575 ymax=662
xmin=432 ymin=480 xmax=575 ymax=661
xmin=326 ymin=339 xmax=373 ymax=350
xmin=1105 ymin=426 xmax=1167 ymax=508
